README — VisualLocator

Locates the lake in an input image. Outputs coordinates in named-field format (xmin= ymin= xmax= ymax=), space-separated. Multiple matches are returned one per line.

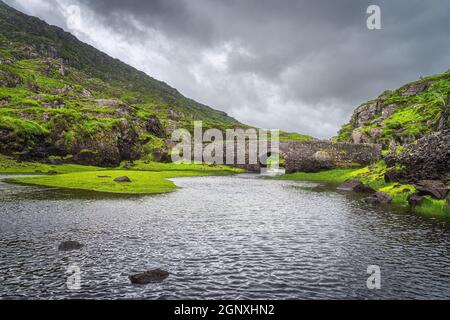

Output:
xmin=1 ymin=174 xmax=449 ymax=299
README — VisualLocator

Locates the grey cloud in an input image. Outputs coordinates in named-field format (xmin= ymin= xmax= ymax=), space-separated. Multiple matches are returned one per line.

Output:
xmin=6 ymin=0 xmax=450 ymax=138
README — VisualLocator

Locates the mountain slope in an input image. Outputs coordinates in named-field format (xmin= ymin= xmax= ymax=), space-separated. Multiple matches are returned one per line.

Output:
xmin=0 ymin=1 xmax=250 ymax=166
xmin=335 ymin=70 xmax=450 ymax=147
xmin=335 ymin=69 xmax=450 ymax=183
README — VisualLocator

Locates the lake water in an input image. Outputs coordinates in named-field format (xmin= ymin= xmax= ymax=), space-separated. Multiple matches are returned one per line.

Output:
xmin=0 ymin=174 xmax=449 ymax=299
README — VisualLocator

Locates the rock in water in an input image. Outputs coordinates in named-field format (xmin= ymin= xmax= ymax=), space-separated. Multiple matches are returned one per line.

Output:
xmin=114 ymin=176 xmax=132 ymax=183
xmin=129 ymin=269 xmax=169 ymax=284
xmin=58 ymin=241 xmax=84 ymax=251
xmin=415 ymin=180 xmax=449 ymax=200
xmin=364 ymin=192 xmax=393 ymax=205
xmin=337 ymin=180 xmax=376 ymax=193
xmin=408 ymin=193 xmax=424 ymax=207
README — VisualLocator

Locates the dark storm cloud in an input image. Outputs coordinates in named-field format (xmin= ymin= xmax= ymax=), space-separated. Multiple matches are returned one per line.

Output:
xmin=6 ymin=0 xmax=450 ymax=137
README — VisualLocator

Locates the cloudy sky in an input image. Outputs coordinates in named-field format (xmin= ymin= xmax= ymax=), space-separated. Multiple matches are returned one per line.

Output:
xmin=6 ymin=0 xmax=450 ymax=138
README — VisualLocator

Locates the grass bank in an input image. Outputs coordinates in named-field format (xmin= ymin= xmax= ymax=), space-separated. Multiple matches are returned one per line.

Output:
xmin=276 ymin=162 xmax=450 ymax=217
xmin=1 ymin=155 xmax=244 ymax=194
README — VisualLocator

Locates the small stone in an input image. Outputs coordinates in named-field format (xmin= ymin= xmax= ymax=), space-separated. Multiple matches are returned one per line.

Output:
xmin=408 ymin=193 xmax=424 ymax=207
xmin=337 ymin=180 xmax=376 ymax=194
xmin=58 ymin=241 xmax=83 ymax=251
xmin=114 ymin=176 xmax=132 ymax=183
xmin=364 ymin=192 xmax=393 ymax=205
xmin=129 ymin=269 xmax=169 ymax=284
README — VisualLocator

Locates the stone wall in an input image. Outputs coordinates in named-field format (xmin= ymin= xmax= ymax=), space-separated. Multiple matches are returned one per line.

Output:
xmin=176 ymin=140 xmax=381 ymax=173
xmin=283 ymin=141 xmax=381 ymax=173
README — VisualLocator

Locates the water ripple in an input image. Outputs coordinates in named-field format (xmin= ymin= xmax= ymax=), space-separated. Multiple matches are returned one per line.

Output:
xmin=0 ymin=174 xmax=450 ymax=299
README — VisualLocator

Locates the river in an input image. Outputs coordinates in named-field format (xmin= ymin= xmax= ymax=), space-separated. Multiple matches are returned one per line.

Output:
xmin=0 ymin=174 xmax=449 ymax=299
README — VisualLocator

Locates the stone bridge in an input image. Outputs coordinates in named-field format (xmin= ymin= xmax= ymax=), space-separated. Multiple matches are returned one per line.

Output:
xmin=227 ymin=140 xmax=382 ymax=173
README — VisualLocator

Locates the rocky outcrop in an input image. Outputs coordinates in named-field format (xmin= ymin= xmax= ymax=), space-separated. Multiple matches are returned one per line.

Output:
xmin=400 ymin=81 xmax=432 ymax=97
xmin=0 ymin=69 xmax=22 ymax=87
xmin=146 ymin=115 xmax=166 ymax=138
xmin=337 ymin=180 xmax=375 ymax=193
xmin=351 ymin=101 xmax=382 ymax=127
xmin=388 ymin=130 xmax=450 ymax=183
xmin=415 ymin=180 xmax=449 ymax=200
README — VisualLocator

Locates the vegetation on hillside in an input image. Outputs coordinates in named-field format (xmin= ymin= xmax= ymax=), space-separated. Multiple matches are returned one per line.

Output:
xmin=335 ymin=70 xmax=450 ymax=148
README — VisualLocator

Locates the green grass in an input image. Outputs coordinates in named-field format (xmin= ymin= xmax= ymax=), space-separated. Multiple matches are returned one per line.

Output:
xmin=415 ymin=197 xmax=450 ymax=216
xmin=11 ymin=168 xmax=241 ymax=194
xmin=335 ymin=69 xmax=450 ymax=145
xmin=1 ymin=154 xmax=244 ymax=194
xmin=277 ymin=168 xmax=357 ymax=184
xmin=276 ymin=162 xmax=450 ymax=217
xmin=12 ymin=170 xmax=176 ymax=194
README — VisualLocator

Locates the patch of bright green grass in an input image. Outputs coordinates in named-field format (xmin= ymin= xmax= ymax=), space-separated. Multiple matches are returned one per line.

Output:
xmin=1 ymin=154 xmax=243 ymax=194
xmin=415 ymin=196 xmax=450 ymax=216
xmin=11 ymin=168 xmax=240 ymax=194
xmin=276 ymin=168 xmax=358 ymax=184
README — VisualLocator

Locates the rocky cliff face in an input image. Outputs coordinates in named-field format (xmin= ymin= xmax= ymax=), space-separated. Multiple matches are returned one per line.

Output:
xmin=385 ymin=130 xmax=450 ymax=184
xmin=336 ymin=70 xmax=450 ymax=183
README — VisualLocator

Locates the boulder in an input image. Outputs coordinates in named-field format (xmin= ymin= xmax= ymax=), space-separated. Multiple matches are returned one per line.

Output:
xmin=381 ymin=104 xmax=398 ymax=120
xmin=337 ymin=180 xmax=376 ymax=193
xmin=364 ymin=192 xmax=393 ymax=205
xmin=114 ymin=176 xmax=132 ymax=183
xmin=408 ymin=193 xmax=424 ymax=207
xmin=400 ymin=81 xmax=431 ymax=97
xmin=0 ymin=96 xmax=11 ymax=106
xmin=415 ymin=180 xmax=449 ymax=200
xmin=129 ymin=269 xmax=169 ymax=284
xmin=146 ymin=115 xmax=166 ymax=138
xmin=80 ymin=88 xmax=93 ymax=99
xmin=0 ymin=70 xmax=23 ymax=87
xmin=58 ymin=241 xmax=83 ymax=251
xmin=352 ymin=102 xmax=382 ymax=127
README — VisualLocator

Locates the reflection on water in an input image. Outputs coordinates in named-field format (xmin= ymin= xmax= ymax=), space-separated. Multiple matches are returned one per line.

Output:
xmin=0 ymin=174 xmax=449 ymax=299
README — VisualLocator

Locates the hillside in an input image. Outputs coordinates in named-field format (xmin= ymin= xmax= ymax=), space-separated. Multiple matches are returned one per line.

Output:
xmin=336 ymin=70 xmax=450 ymax=147
xmin=335 ymin=69 xmax=450 ymax=183
xmin=0 ymin=1 xmax=252 ymax=166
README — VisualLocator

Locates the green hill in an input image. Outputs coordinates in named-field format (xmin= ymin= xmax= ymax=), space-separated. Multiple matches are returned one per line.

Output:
xmin=335 ymin=70 xmax=450 ymax=148
xmin=0 ymin=1 xmax=254 ymax=166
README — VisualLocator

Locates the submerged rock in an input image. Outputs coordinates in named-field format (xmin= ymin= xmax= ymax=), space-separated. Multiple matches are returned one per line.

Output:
xmin=408 ymin=193 xmax=424 ymax=207
xmin=58 ymin=241 xmax=83 ymax=251
xmin=129 ymin=269 xmax=169 ymax=284
xmin=415 ymin=180 xmax=449 ymax=200
xmin=364 ymin=192 xmax=393 ymax=205
xmin=337 ymin=180 xmax=376 ymax=194
xmin=114 ymin=176 xmax=132 ymax=183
